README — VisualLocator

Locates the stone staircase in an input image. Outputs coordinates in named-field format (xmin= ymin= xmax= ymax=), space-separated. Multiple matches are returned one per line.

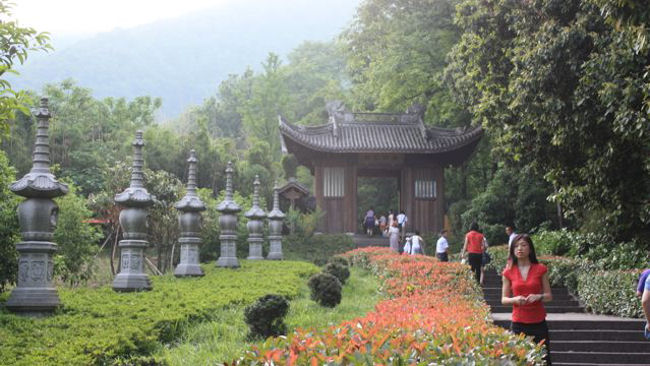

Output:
xmin=353 ymin=234 xmax=390 ymax=248
xmin=484 ymin=269 xmax=650 ymax=365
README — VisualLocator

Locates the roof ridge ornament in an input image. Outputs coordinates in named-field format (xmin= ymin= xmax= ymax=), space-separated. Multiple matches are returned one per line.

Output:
xmin=326 ymin=100 xmax=349 ymax=138
xmin=406 ymin=102 xmax=428 ymax=140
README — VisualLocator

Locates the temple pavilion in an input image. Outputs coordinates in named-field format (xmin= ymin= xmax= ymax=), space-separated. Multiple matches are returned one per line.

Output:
xmin=279 ymin=101 xmax=483 ymax=235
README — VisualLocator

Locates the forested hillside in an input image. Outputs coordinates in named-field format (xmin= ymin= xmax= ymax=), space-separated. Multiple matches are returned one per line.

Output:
xmin=9 ymin=0 xmax=361 ymax=118
xmin=0 ymin=0 xmax=648 ymax=293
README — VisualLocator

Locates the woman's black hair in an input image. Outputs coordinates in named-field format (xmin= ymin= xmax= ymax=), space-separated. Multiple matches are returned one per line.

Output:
xmin=469 ymin=221 xmax=479 ymax=232
xmin=508 ymin=234 xmax=539 ymax=265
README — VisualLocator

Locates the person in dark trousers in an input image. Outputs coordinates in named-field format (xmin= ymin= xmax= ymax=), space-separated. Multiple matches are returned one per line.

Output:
xmin=502 ymin=234 xmax=553 ymax=365
xmin=435 ymin=230 xmax=449 ymax=261
xmin=461 ymin=222 xmax=487 ymax=284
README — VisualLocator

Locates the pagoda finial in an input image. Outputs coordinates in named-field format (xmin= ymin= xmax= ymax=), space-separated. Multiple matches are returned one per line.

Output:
xmin=225 ymin=161 xmax=234 ymax=201
xmin=130 ymin=130 xmax=145 ymax=189
xmin=175 ymin=149 xmax=205 ymax=212
xmin=272 ymin=179 xmax=280 ymax=212
xmin=10 ymin=97 xmax=68 ymax=198
xmin=186 ymin=149 xmax=198 ymax=195
xmin=252 ymin=175 xmax=260 ymax=207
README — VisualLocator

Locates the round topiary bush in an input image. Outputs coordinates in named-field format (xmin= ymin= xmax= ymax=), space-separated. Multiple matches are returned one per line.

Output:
xmin=308 ymin=272 xmax=342 ymax=308
xmin=243 ymin=294 xmax=289 ymax=339
xmin=323 ymin=262 xmax=350 ymax=285
xmin=328 ymin=256 xmax=350 ymax=267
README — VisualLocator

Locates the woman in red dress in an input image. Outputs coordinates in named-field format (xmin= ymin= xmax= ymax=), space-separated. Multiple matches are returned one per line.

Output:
xmin=502 ymin=234 xmax=553 ymax=365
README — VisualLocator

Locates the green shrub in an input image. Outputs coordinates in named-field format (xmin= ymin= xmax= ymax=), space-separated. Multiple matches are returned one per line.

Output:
xmin=485 ymin=245 xmax=509 ymax=273
xmin=538 ymin=256 xmax=586 ymax=292
xmin=533 ymin=229 xmax=574 ymax=256
xmin=308 ymin=272 xmax=342 ymax=308
xmin=244 ymin=294 xmax=289 ymax=339
xmin=285 ymin=234 xmax=356 ymax=266
xmin=0 ymin=260 xmax=319 ymax=365
xmin=53 ymin=182 xmax=103 ymax=286
xmin=323 ymin=262 xmax=350 ymax=285
xmin=328 ymin=256 xmax=349 ymax=267
xmin=577 ymin=269 xmax=643 ymax=318
xmin=0 ymin=151 xmax=19 ymax=293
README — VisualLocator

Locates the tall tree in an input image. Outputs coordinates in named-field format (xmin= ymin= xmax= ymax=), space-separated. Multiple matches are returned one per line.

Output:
xmin=341 ymin=0 xmax=467 ymax=126
xmin=0 ymin=1 xmax=51 ymax=138
xmin=446 ymin=0 xmax=650 ymax=242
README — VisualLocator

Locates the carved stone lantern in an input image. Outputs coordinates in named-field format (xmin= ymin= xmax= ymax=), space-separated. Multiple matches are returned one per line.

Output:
xmin=6 ymin=98 xmax=69 ymax=314
xmin=216 ymin=161 xmax=240 ymax=268
xmin=174 ymin=150 xmax=205 ymax=277
xmin=245 ymin=175 xmax=266 ymax=260
xmin=266 ymin=180 xmax=285 ymax=260
xmin=113 ymin=130 xmax=153 ymax=292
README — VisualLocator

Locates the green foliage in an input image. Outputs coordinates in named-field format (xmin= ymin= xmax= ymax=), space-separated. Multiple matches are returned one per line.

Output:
xmin=243 ymin=294 xmax=289 ymax=339
xmin=341 ymin=0 xmax=465 ymax=126
xmin=446 ymin=0 xmax=650 ymax=244
xmin=0 ymin=1 xmax=51 ymax=138
xmin=53 ymin=182 xmax=102 ymax=286
xmin=281 ymin=154 xmax=298 ymax=179
xmin=328 ymin=256 xmax=349 ymax=268
xmin=534 ymin=229 xmax=649 ymax=270
xmin=284 ymin=233 xmax=356 ymax=266
xmin=459 ymin=165 xmax=554 ymax=245
xmin=0 ymin=150 xmax=18 ymax=292
xmin=323 ymin=262 xmax=350 ymax=285
xmin=577 ymin=269 xmax=643 ymax=318
xmin=144 ymin=169 xmax=184 ymax=273
xmin=0 ymin=260 xmax=319 ymax=365
xmin=308 ymin=272 xmax=342 ymax=308
xmin=285 ymin=207 xmax=325 ymax=239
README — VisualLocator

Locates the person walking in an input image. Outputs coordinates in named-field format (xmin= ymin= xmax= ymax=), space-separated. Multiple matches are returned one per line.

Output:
xmin=410 ymin=231 xmax=425 ymax=255
xmin=364 ymin=207 xmax=375 ymax=237
xmin=388 ymin=221 xmax=400 ymax=253
xmin=506 ymin=226 xmax=517 ymax=249
xmin=502 ymin=234 xmax=553 ymax=365
xmin=436 ymin=230 xmax=449 ymax=261
xmin=461 ymin=222 xmax=487 ymax=284
xmin=396 ymin=210 xmax=408 ymax=241
xmin=379 ymin=214 xmax=387 ymax=236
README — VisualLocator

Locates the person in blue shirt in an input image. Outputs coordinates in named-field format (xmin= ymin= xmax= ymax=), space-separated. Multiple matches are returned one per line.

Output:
xmin=642 ymin=275 xmax=650 ymax=340
xmin=637 ymin=269 xmax=650 ymax=297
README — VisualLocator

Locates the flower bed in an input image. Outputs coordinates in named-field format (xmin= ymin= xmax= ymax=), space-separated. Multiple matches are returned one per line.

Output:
xmin=233 ymin=247 xmax=545 ymax=365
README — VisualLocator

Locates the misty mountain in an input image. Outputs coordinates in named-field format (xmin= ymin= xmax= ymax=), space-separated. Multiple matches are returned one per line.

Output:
xmin=10 ymin=0 xmax=360 ymax=119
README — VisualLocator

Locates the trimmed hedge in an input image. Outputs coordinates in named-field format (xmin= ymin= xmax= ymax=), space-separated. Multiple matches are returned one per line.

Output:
xmin=0 ymin=261 xmax=318 ymax=365
xmin=577 ymin=269 xmax=644 ymax=318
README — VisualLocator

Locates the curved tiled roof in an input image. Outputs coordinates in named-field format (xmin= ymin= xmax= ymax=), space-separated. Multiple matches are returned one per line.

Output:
xmin=279 ymin=113 xmax=483 ymax=154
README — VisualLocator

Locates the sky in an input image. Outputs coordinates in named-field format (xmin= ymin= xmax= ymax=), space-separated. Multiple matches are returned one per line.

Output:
xmin=13 ymin=0 xmax=230 ymax=35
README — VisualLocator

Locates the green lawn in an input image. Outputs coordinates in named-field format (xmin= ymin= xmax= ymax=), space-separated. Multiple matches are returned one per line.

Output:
xmin=158 ymin=266 xmax=381 ymax=365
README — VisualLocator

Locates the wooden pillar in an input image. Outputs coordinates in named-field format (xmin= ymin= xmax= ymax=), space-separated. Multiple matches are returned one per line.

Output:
xmin=314 ymin=165 xmax=325 ymax=233
xmin=400 ymin=167 xmax=414 ymax=231
xmin=344 ymin=165 xmax=357 ymax=234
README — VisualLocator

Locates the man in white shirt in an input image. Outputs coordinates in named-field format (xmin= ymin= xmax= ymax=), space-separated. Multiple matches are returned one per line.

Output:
xmin=506 ymin=226 xmax=517 ymax=249
xmin=397 ymin=210 xmax=407 ymax=240
xmin=436 ymin=230 xmax=449 ymax=262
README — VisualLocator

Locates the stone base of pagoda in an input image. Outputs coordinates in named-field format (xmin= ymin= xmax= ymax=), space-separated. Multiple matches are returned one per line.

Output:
xmin=112 ymin=240 xmax=152 ymax=292
xmin=5 ymin=287 xmax=60 ymax=315
xmin=216 ymin=236 xmax=239 ymax=268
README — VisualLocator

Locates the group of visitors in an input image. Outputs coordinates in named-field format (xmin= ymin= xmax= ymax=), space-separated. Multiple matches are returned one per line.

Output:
xmin=364 ymin=208 xmax=408 ymax=240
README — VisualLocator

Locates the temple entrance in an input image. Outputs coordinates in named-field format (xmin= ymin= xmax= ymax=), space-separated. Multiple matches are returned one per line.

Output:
xmin=279 ymin=101 xmax=483 ymax=235
xmin=356 ymin=176 xmax=399 ymax=234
